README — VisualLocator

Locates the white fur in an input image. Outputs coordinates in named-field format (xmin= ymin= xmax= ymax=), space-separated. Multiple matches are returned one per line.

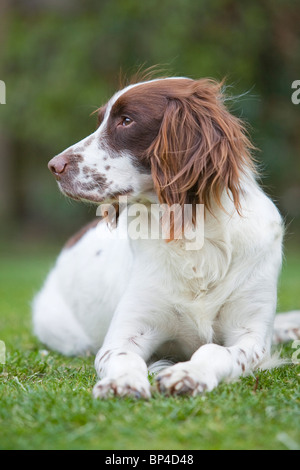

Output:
xmin=33 ymin=79 xmax=300 ymax=398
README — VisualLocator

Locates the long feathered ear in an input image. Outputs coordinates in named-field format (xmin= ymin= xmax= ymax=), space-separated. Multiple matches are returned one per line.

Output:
xmin=148 ymin=79 xmax=255 ymax=231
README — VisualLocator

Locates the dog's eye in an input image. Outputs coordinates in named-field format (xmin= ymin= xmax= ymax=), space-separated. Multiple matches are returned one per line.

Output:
xmin=120 ymin=116 xmax=133 ymax=127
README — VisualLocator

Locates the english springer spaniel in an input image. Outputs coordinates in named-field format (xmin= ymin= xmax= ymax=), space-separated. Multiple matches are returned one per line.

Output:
xmin=33 ymin=77 xmax=300 ymax=398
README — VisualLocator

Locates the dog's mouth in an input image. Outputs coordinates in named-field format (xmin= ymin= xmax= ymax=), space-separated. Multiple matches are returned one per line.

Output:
xmin=58 ymin=180 xmax=133 ymax=205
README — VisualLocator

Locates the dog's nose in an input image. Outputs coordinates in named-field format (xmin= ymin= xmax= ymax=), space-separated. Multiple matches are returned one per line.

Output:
xmin=48 ymin=154 xmax=69 ymax=177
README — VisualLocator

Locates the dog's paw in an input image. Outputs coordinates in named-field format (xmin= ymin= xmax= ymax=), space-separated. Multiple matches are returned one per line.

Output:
xmin=156 ymin=362 xmax=217 ymax=397
xmin=93 ymin=374 xmax=151 ymax=399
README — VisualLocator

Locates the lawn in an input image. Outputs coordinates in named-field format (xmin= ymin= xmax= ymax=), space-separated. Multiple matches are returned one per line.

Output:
xmin=0 ymin=242 xmax=299 ymax=450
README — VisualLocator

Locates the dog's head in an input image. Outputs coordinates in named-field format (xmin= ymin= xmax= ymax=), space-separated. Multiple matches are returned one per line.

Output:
xmin=48 ymin=77 xmax=254 ymax=218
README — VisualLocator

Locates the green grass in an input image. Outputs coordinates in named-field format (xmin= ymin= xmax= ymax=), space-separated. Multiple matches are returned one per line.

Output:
xmin=0 ymin=243 xmax=299 ymax=450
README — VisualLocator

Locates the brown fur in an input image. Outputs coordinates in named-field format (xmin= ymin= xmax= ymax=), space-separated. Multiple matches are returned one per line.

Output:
xmin=145 ymin=79 xmax=256 ymax=222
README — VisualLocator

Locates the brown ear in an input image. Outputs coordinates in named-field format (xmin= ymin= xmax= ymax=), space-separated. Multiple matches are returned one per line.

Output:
xmin=148 ymin=79 xmax=255 ymax=229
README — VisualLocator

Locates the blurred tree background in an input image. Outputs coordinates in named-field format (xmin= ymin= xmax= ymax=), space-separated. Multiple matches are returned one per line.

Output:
xmin=0 ymin=0 xmax=299 ymax=247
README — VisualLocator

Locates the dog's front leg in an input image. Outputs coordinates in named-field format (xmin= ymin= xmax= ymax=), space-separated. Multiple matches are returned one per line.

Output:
xmin=156 ymin=260 xmax=280 ymax=396
xmin=93 ymin=291 xmax=167 ymax=399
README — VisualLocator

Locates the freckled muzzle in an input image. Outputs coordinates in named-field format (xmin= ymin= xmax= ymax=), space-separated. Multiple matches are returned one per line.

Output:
xmin=48 ymin=150 xmax=111 ymax=203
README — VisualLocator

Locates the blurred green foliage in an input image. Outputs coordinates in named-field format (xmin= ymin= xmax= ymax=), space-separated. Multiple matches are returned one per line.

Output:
xmin=0 ymin=0 xmax=300 ymax=242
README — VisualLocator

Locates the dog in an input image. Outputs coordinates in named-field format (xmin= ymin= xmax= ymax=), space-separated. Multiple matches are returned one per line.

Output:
xmin=33 ymin=76 xmax=300 ymax=398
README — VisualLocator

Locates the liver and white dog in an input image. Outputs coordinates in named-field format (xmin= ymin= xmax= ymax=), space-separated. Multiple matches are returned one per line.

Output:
xmin=33 ymin=77 xmax=300 ymax=398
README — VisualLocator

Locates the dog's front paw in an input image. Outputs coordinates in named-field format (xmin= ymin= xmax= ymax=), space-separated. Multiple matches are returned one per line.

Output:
xmin=156 ymin=362 xmax=217 ymax=397
xmin=93 ymin=374 xmax=151 ymax=399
